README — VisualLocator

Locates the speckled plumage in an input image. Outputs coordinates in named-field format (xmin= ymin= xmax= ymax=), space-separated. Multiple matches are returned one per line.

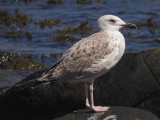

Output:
xmin=39 ymin=30 xmax=125 ymax=83
xmin=37 ymin=15 xmax=136 ymax=112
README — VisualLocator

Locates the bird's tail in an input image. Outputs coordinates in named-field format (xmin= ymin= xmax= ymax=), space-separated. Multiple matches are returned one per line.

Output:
xmin=13 ymin=78 xmax=47 ymax=90
xmin=10 ymin=60 xmax=61 ymax=91
xmin=4 ymin=76 xmax=52 ymax=95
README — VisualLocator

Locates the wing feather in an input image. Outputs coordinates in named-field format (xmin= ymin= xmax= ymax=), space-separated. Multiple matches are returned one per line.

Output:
xmin=49 ymin=32 xmax=114 ymax=82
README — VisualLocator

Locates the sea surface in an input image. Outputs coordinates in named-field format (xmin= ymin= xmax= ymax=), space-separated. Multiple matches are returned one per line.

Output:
xmin=0 ymin=0 xmax=160 ymax=87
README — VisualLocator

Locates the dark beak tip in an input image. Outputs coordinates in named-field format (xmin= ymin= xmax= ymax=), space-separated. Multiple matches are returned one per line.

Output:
xmin=125 ymin=23 xmax=137 ymax=29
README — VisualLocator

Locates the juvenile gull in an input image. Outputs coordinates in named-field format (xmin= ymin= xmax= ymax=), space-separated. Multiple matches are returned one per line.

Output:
xmin=18 ymin=15 xmax=137 ymax=112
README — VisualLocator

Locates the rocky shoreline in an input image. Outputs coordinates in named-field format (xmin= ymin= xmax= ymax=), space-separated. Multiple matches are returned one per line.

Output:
xmin=0 ymin=51 xmax=48 ymax=70
xmin=0 ymin=49 xmax=160 ymax=119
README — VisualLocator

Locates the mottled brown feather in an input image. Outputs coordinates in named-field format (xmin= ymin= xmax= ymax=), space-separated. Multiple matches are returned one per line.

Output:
xmin=40 ymin=31 xmax=123 ymax=83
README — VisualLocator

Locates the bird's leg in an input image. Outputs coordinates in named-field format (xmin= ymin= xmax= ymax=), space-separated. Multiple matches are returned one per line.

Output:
xmin=89 ymin=83 xmax=110 ymax=112
xmin=85 ymin=82 xmax=90 ymax=108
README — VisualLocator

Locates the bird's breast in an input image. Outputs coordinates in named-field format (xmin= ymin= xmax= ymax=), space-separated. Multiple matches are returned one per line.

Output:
xmin=103 ymin=40 xmax=125 ymax=70
xmin=85 ymin=32 xmax=125 ymax=75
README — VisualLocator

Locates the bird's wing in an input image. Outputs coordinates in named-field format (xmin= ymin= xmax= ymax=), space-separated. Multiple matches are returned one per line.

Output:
xmin=41 ymin=32 xmax=114 ymax=82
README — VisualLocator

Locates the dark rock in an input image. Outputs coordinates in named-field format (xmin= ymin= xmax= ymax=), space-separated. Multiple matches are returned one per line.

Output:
xmin=0 ymin=49 xmax=160 ymax=119
xmin=141 ymin=49 xmax=160 ymax=84
xmin=54 ymin=107 xmax=160 ymax=120
xmin=136 ymin=90 xmax=160 ymax=118
xmin=0 ymin=86 xmax=10 ymax=96
xmin=94 ymin=52 xmax=160 ymax=107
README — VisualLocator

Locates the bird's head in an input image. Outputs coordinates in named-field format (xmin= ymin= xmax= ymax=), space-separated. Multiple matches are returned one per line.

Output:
xmin=97 ymin=15 xmax=137 ymax=31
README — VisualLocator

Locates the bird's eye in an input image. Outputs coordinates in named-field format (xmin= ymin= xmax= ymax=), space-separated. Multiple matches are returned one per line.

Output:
xmin=109 ymin=19 xmax=116 ymax=23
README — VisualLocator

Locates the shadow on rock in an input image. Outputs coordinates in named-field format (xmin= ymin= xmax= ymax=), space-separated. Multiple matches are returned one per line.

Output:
xmin=0 ymin=49 xmax=160 ymax=119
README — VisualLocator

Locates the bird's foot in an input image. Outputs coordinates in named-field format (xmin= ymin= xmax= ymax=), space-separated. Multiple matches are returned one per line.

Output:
xmin=86 ymin=103 xmax=91 ymax=109
xmin=91 ymin=106 xmax=110 ymax=112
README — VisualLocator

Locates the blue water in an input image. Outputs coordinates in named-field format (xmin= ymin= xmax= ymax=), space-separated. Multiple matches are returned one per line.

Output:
xmin=0 ymin=0 xmax=160 ymax=66
xmin=0 ymin=0 xmax=160 ymax=87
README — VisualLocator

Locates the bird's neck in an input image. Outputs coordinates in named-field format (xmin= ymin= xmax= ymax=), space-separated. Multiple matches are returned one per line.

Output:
xmin=100 ymin=30 xmax=124 ymax=41
xmin=100 ymin=29 xmax=121 ymax=34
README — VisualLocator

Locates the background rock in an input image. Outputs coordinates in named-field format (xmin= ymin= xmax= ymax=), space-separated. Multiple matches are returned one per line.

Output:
xmin=0 ymin=49 xmax=160 ymax=119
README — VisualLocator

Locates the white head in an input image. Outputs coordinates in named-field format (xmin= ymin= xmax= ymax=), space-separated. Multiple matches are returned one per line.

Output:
xmin=97 ymin=15 xmax=136 ymax=31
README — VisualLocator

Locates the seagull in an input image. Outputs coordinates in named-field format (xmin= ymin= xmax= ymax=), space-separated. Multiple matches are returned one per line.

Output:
xmin=17 ymin=15 xmax=137 ymax=112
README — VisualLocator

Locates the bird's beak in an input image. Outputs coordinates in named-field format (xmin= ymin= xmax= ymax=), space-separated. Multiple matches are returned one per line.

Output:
xmin=121 ymin=23 xmax=137 ymax=29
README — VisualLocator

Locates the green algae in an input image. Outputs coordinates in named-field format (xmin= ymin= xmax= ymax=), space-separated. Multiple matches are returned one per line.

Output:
xmin=34 ymin=54 xmax=39 ymax=58
xmin=47 ymin=0 xmax=63 ymax=4
xmin=0 ymin=9 xmax=33 ymax=40
xmin=17 ymin=51 xmax=21 ymax=57
xmin=0 ymin=9 xmax=31 ymax=26
xmin=0 ymin=10 xmax=10 ymax=26
xmin=50 ymin=52 xmax=63 ymax=58
xmin=23 ymin=53 xmax=33 ymax=59
xmin=53 ymin=29 xmax=73 ymax=42
xmin=25 ymin=31 xmax=32 ymax=40
xmin=41 ymin=52 xmax=62 ymax=59
xmin=13 ymin=59 xmax=47 ymax=70
xmin=35 ymin=19 xmax=67 ymax=28
xmin=74 ymin=20 xmax=92 ymax=30
xmin=50 ymin=53 xmax=58 ymax=58
xmin=136 ymin=17 xmax=155 ymax=27
xmin=77 ymin=0 xmax=92 ymax=4
xmin=132 ymin=17 xmax=160 ymax=35
xmin=7 ymin=30 xmax=23 ymax=38
xmin=16 ymin=0 xmax=34 ymax=4
xmin=52 ymin=20 xmax=93 ymax=42
xmin=22 ymin=52 xmax=61 ymax=60
xmin=124 ymin=32 xmax=132 ymax=38
xmin=41 ymin=54 xmax=48 ymax=59
xmin=76 ymin=0 xmax=106 ymax=4
xmin=0 ymin=8 xmax=93 ymax=42
xmin=0 ymin=29 xmax=24 ymax=39
xmin=59 ymin=52 xmax=63 ymax=57
xmin=0 ymin=29 xmax=33 ymax=40
xmin=0 ymin=51 xmax=48 ymax=70
xmin=2 ymin=0 xmax=7 ymax=3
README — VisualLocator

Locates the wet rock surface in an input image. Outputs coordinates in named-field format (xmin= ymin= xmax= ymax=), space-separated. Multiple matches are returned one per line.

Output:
xmin=0 ymin=49 xmax=160 ymax=119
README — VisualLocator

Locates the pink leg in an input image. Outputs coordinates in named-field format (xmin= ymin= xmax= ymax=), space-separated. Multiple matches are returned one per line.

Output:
xmin=89 ymin=83 xmax=110 ymax=112
xmin=85 ymin=82 xmax=90 ymax=108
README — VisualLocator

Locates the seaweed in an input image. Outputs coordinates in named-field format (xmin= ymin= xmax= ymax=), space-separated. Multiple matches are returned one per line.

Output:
xmin=135 ymin=17 xmax=155 ymax=27
xmin=52 ymin=20 xmax=93 ymax=43
xmin=25 ymin=31 xmax=32 ymax=40
xmin=47 ymin=0 xmax=63 ymax=4
xmin=35 ymin=19 xmax=67 ymax=28
xmin=0 ymin=9 xmax=31 ymax=26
